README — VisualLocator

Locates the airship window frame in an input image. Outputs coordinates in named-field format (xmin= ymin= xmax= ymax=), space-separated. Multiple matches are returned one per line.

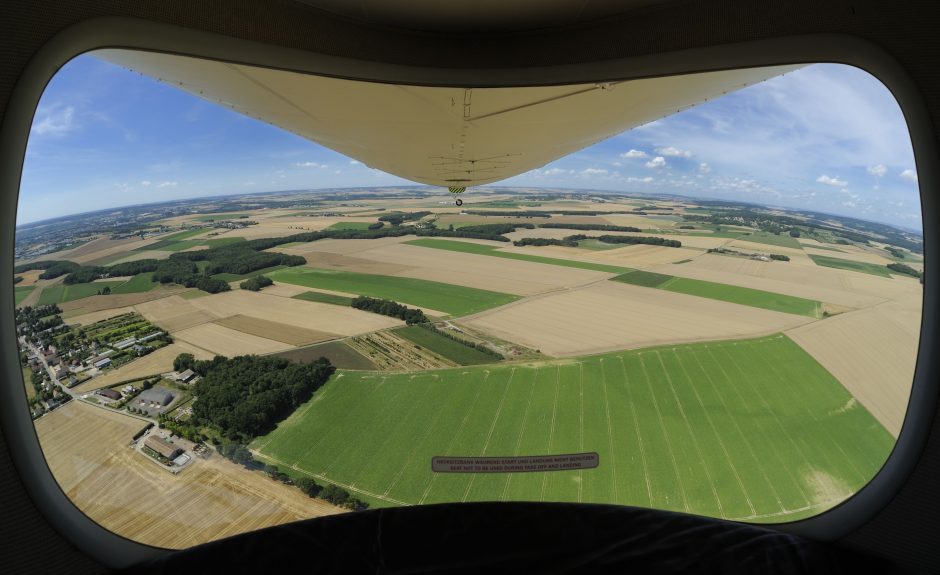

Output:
xmin=0 ymin=17 xmax=934 ymax=569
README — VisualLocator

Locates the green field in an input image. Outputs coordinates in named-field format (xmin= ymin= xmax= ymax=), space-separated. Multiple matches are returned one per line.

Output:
xmin=292 ymin=291 xmax=355 ymax=306
xmin=134 ymin=228 xmax=208 ymax=250
xmin=276 ymin=340 xmax=377 ymax=370
xmin=737 ymin=232 xmax=803 ymax=249
xmin=252 ymin=334 xmax=893 ymax=521
xmin=800 ymin=244 xmax=846 ymax=253
xmin=405 ymin=239 xmax=631 ymax=274
xmin=395 ymin=326 xmax=498 ymax=366
xmin=211 ymin=265 xmax=287 ymax=282
xmin=326 ymin=221 xmax=375 ymax=231
xmin=808 ymin=255 xmax=894 ymax=277
xmin=109 ymin=273 xmax=159 ymax=294
xmin=613 ymin=271 xmax=821 ymax=317
xmin=268 ymin=267 xmax=519 ymax=316
xmin=15 ymin=286 xmax=35 ymax=305
xmin=37 ymin=281 xmax=125 ymax=305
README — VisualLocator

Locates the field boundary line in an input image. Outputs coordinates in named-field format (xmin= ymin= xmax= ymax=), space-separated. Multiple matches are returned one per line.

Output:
xmin=255 ymin=452 xmax=409 ymax=507
xmin=709 ymin=345 xmax=815 ymax=505
xmin=655 ymin=351 xmax=725 ymax=518
xmin=599 ymin=359 xmax=619 ymax=502
xmin=419 ymin=370 xmax=490 ymax=505
xmin=617 ymin=357 xmax=652 ymax=507
xmin=638 ymin=353 xmax=690 ymax=513
xmin=689 ymin=349 xmax=787 ymax=511
xmin=758 ymin=341 xmax=871 ymax=482
xmin=672 ymin=350 xmax=755 ymax=517
xmin=501 ymin=369 xmax=538 ymax=501
xmin=382 ymin=377 xmax=454 ymax=497
xmin=462 ymin=368 xmax=514 ymax=502
xmin=540 ymin=366 xmax=561 ymax=502
xmin=578 ymin=363 xmax=584 ymax=503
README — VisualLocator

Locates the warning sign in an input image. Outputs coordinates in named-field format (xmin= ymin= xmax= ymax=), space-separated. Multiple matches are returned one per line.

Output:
xmin=432 ymin=452 xmax=599 ymax=473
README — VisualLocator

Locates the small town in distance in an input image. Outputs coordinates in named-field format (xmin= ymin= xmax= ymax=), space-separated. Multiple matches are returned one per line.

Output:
xmin=14 ymin=187 xmax=922 ymax=548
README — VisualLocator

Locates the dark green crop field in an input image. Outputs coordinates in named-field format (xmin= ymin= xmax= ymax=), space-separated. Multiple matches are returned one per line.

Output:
xmin=252 ymin=334 xmax=892 ymax=522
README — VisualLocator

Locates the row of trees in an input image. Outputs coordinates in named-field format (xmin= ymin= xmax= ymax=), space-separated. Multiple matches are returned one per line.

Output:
xmin=887 ymin=262 xmax=922 ymax=279
xmin=539 ymin=223 xmax=641 ymax=232
xmin=594 ymin=235 xmax=682 ymax=247
xmin=351 ymin=296 xmax=428 ymax=324
xmin=513 ymin=237 xmax=578 ymax=247
xmin=378 ymin=211 xmax=431 ymax=225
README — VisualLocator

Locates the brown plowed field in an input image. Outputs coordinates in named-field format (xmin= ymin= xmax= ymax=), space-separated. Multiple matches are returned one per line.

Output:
xmin=35 ymin=401 xmax=343 ymax=548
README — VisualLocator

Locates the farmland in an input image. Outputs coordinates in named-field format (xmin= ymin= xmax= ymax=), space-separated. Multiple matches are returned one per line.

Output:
xmin=268 ymin=267 xmax=520 ymax=316
xmin=35 ymin=401 xmax=342 ymax=549
xmin=14 ymin=286 xmax=35 ymax=305
xmin=395 ymin=325 xmax=498 ymax=366
xmin=405 ymin=238 xmax=631 ymax=274
xmin=808 ymin=254 xmax=894 ymax=277
xmin=613 ymin=271 xmax=822 ymax=317
xmin=252 ymin=334 xmax=893 ymax=522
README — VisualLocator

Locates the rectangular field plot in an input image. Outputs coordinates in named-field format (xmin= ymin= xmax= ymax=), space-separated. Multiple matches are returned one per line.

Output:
xmin=405 ymin=238 xmax=631 ymax=274
xmin=252 ymin=334 xmax=893 ymax=522
xmin=808 ymin=254 xmax=893 ymax=277
xmin=613 ymin=271 xmax=822 ymax=317
xmin=15 ymin=286 xmax=35 ymax=305
xmin=268 ymin=267 xmax=519 ymax=316
xmin=395 ymin=326 xmax=499 ymax=366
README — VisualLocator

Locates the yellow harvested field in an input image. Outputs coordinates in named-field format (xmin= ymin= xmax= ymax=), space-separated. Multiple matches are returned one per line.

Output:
xmin=215 ymin=315 xmax=340 ymax=346
xmin=14 ymin=269 xmax=43 ymax=286
xmin=63 ymin=306 xmax=137 ymax=325
xmin=59 ymin=286 xmax=187 ymax=314
xmin=645 ymin=254 xmax=915 ymax=308
xmin=172 ymin=322 xmax=295 ymax=356
xmin=462 ymin=280 xmax=814 ymax=357
xmin=351 ymin=243 xmax=612 ymax=296
xmin=786 ymin=292 xmax=922 ymax=437
xmin=135 ymin=295 xmax=219 ymax=332
xmin=301 ymin=251 xmax=416 ymax=275
xmin=187 ymin=289 xmax=402 ymax=335
xmin=35 ymin=402 xmax=342 ymax=548
xmin=728 ymin=239 xmax=808 ymax=255
xmin=71 ymin=342 xmax=215 ymax=393
xmin=27 ymin=236 xmax=152 ymax=264
xmin=256 ymin=283 xmax=310 ymax=298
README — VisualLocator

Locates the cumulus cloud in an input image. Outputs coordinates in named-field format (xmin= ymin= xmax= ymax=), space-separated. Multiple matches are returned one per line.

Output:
xmin=32 ymin=105 xmax=75 ymax=137
xmin=155 ymin=181 xmax=178 ymax=188
xmin=140 ymin=180 xmax=151 ymax=187
xmin=543 ymin=167 xmax=567 ymax=176
xmin=698 ymin=162 xmax=711 ymax=174
xmin=657 ymin=146 xmax=692 ymax=157
xmin=900 ymin=169 xmax=918 ymax=183
xmin=627 ymin=176 xmax=654 ymax=183
xmin=621 ymin=149 xmax=648 ymax=158
xmin=349 ymin=160 xmax=361 ymax=165
xmin=816 ymin=174 xmax=848 ymax=187
xmin=580 ymin=168 xmax=608 ymax=176
xmin=867 ymin=164 xmax=887 ymax=177
xmin=645 ymin=156 xmax=666 ymax=169
xmin=294 ymin=161 xmax=328 ymax=168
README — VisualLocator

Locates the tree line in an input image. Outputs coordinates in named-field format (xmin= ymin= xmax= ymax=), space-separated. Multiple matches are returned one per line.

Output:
xmin=539 ymin=223 xmax=641 ymax=232
xmin=240 ymin=275 xmax=274 ymax=291
xmin=351 ymin=296 xmax=428 ymax=324
xmin=416 ymin=323 xmax=503 ymax=359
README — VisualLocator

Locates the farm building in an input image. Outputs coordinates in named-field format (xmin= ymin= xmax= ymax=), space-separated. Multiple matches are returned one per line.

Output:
xmin=137 ymin=388 xmax=174 ymax=409
xmin=93 ymin=357 xmax=112 ymax=369
xmin=55 ymin=368 xmax=68 ymax=380
xmin=113 ymin=337 xmax=138 ymax=350
xmin=144 ymin=435 xmax=182 ymax=460
xmin=96 ymin=389 xmax=121 ymax=401
xmin=177 ymin=369 xmax=196 ymax=383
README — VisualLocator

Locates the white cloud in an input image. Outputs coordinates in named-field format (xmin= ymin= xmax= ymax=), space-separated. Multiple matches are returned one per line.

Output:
xmin=900 ymin=169 xmax=918 ymax=183
xmin=139 ymin=180 xmax=151 ymax=187
xmin=349 ymin=160 xmax=361 ymax=165
xmin=698 ymin=162 xmax=711 ymax=174
xmin=543 ymin=167 xmax=567 ymax=176
xmin=627 ymin=176 xmax=654 ymax=183
xmin=621 ymin=149 xmax=648 ymax=158
xmin=657 ymin=146 xmax=692 ymax=157
xmin=867 ymin=164 xmax=887 ymax=177
xmin=33 ymin=105 xmax=75 ymax=137
xmin=294 ymin=161 xmax=328 ymax=169
xmin=645 ymin=156 xmax=666 ymax=169
xmin=816 ymin=174 xmax=848 ymax=187
xmin=580 ymin=168 xmax=608 ymax=176
xmin=155 ymin=181 xmax=178 ymax=188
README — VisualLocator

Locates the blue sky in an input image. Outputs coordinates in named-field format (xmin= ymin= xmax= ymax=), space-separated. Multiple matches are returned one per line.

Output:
xmin=19 ymin=54 xmax=921 ymax=230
